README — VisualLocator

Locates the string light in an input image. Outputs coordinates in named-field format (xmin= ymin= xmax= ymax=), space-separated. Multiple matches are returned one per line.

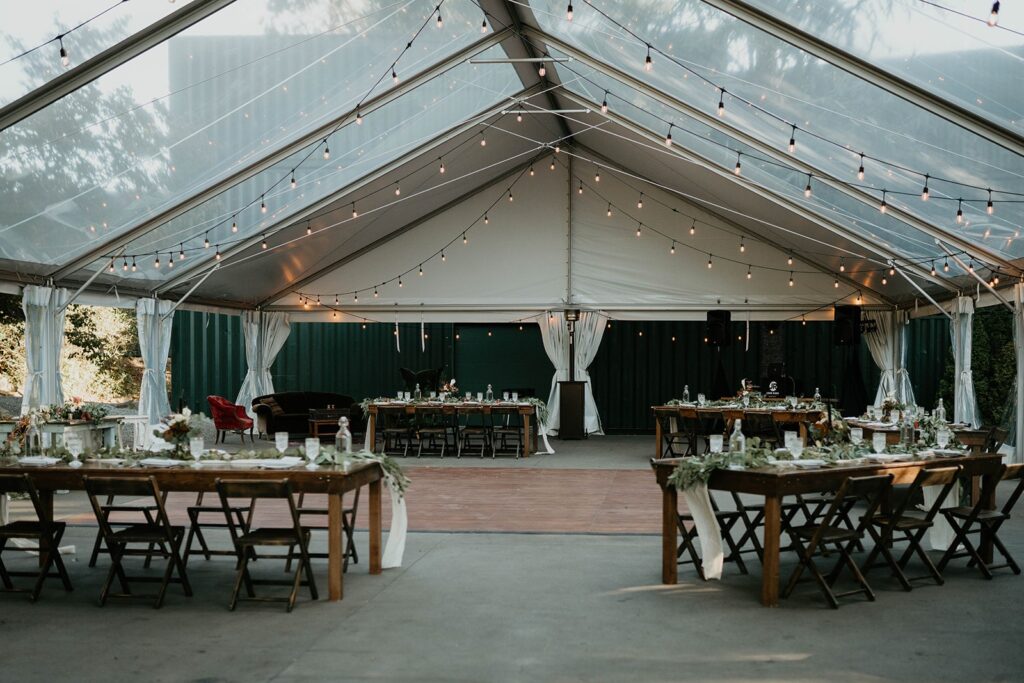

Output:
xmin=707 ymin=254 xmax=713 ymax=269
xmin=788 ymin=125 xmax=797 ymax=154
xmin=833 ymin=276 xmax=839 ymax=288
xmin=987 ymin=189 xmax=994 ymax=214
xmin=374 ymin=286 xmax=379 ymax=298
xmin=734 ymin=152 xmax=741 ymax=175
xmin=594 ymin=169 xmax=600 ymax=182
xmin=956 ymin=199 xmax=963 ymax=224
xmin=229 ymin=217 xmax=238 ymax=233
xmin=167 ymin=253 xmax=174 ymax=269
xmin=439 ymin=159 xmax=445 ymax=174
xmin=395 ymin=184 xmax=401 ymax=196
xmin=549 ymin=157 xmax=556 ymax=171
xmin=154 ymin=255 xmax=161 ymax=269
xmin=436 ymin=9 xmax=442 ymax=28
xmin=419 ymin=264 xmax=424 ymax=276
xmin=879 ymin=189 xmax=888 ymax=213
xmin=931 ymin=261 xmax=937 ymax=276
xmin=351 ymin=203 xmax=358 ymax=219
xmin=787 ymin=253 xmax=794 ymax=266
xmin=601 ymin=92 xmax=608 ymax=113
xmin=637 ymin=193 xmax=644 ymax=209
xmin=261 ymin=235 xmax=267 ymax=250
xmin=802 ymin=316 xmax=807 ymax=326
xmin=204 ymin=233 xmax=210 ymax=248
xmin=566 ymin=2 xmax=573 ymax=20
xmin=391 ymin=67 xmax=399 ymax=85
xmin=881 ymin=275 xmax=887 ymax=285
xmin=322 ymin=140 xmax=330 ymax=160
xmin=839 ymin=257 xmax=846 ymax=273
xmin=636 ymin=222 xmax=642 ymax=237
xmin=121 ymin=258 xmax=128 ymax=272
xmin=717 ymin=88 xmax=725 ymax=117
xmin=578 ymin=181 xmax=584 ymax=195
xmin=306 ymin=221 xmax=312 ymax=236
xmin=921 ymin=174 xmax=930 ymax=201
xmin=290 ymin=171 xmax=297 ymax=189
xmin=670 ymin=241 xmax=676 ymax=255
xmin=480 ymin=133 xmax=487 ymax=147
xmin=804 ymin=174 xmax=812 ymax=197
xmin=856 ymin=291 xmax=863 ymax=305
xmin=538 ymin=62 xmax=546 ymax=77
xmin=788 ymin=272 xmax=794 ymax=287
xmin=739 ymin=237 xmax=745 ymax=253
xmin=606 ymin=204 xmax=613 ymax=217
xmin=441 ymin=251 xmax=446 ymax=262
xmin=58 ymin=37 xmax=69 ymax=68
xmin=131 ymin=257 xmax=137 ymax=272
xmin=481 ymin=19 xmax=488 ymax=33
xmin=943 ymin=259 xmax=950 ymax=272
xmin=508 ymin=190 xmax=514 ymax=202
xmin=355 ymin=109 xmax=362 ymax=125
xmin=747 ymin=266 xmax=753 ymax=280
xmin=260 ymin=195 xmax=267 ymax=213
xmin=484 ymin=213 xmax=489 ymax=225
xmin=398 ymin=278 xmax=403 ymax=288
xmin=968 ymin=259 xmax=975 ymax=273
xmin=462 ymin=232 xmax=468 ymax=244
xmin=644 ymin=45 xmax=653 ymax=71
xmin=689 ymin=219 xmax=696 ymax=236
xmin=178 ymin=244 xmax=185 ymax=261
xmin=664 ymin=124 xmax=673 ymax=147
xmin=857 ymin=153 xmax=865 ymax=180
xmin=529 ymin=165 xmax=535 ymax=176
xmin=989 ymin=1 xmax=1000 ymax=26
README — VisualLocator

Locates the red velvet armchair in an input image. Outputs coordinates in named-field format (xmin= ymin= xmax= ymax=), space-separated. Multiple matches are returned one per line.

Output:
xmin=207 ymin=395 xmax=254 ymax=444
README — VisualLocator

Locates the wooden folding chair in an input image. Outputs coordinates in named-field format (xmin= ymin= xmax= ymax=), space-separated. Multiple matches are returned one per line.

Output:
xmin=491 ymin=406 xmax=524 ymax=458
xmin=286 ymin=489 xmax=360 ymax=573
xmin=729 ymin=492 xmax=805 ymax=563
xmin=861 ymin=466 xmax=962 ymax=590
xmin=0 ymin=474 xmax=73 ymax=602
xmin=938 ymin=463 xmax=1024 ymax=579
xmin=656 ymin=409 xmax=690 ymax=457
xmin=84 ymin=476 xmax=192 ymax=609
xmin=377 ymin=405 xmax=413 ymax=457
xmin=215 ymin=478 xmax=317 ymax=612
xmin=783 ymin=474 xmax=892 ymax=608
xmin=183 ymin=492 xmax=256 ymax=565
xmin=415 ymin=406 xmax=452 ymax=458
xmin=457 ymin=406 xmax=491 ymax=458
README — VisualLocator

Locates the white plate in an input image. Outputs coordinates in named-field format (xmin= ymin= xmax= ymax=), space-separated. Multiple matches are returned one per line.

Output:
xmin=87 ymin=457 xmax=125 ymax=465
xmin=865 ymin=453 xmax=913 ymax=463
xmin=229 ymin=459 xmax=262 ymax=468
xmin=138 ymin=458 xmax=181 ymax=468
xmin=932 ymin=448 xmax=966 ymax=458
xmin=257 ymin=460 xmax=299 ymax=470
xmin=17 ymin=456 xmax=60 ymax=466
xmin=791 ymin=459 xmax=826 ymax=469
xmin=197 ymin=459 xmax=231 ymax=467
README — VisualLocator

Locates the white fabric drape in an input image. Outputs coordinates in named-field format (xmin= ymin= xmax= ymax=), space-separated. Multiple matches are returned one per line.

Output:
xmin=1012 ymin=284 xmax=1024 ymax=464
xmin=681 ymin=485 xmax=724 ymax=580
xmin=20 ymin=285 xmax=69 ymax=414
xmin=950 ymin=297 xmax=981 ymax=428
xmin=864 ymin=310 xmax=896 ymax=407
xmin=137 ymin=299 xmax=174 ymax=426
xmin=923 ymin=482 xmax=960 ymax=550
xmin=235 ymin=310 xmax=291 ymax=420
xmin=538 ymin=311 xmax=606 ymax=436
xmin=894 ymin=310 xmax=916 ymax=407
xmin=381 ymin=479 xmax=408 ymax=569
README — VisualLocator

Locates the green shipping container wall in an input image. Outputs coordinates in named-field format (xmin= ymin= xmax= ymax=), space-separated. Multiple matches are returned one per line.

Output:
xmin=170 ymin=312 xmax=948 ymax=433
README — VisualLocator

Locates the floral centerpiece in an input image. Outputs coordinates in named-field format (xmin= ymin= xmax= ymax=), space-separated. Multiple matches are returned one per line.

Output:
xmin=154 ymin=408 xmax=211 ymax=457
xmin=808 ymin=415 xmax=850 ymax=447
xmin=879 ymin=394 xmax=905 ymax=422
xmin=45 ymin=398 xmax=110 ymax=426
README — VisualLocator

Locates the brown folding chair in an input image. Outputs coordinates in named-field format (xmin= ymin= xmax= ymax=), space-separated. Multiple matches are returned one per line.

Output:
xmin=457 ymin=406 xmax=491 ymax=458
xmin=88 ymin=492 xmax=166 ymax=569
xmin=183 ymin=492 xmax=256 ymax=565
xmin=0 ymin=474 xmax=73 ymax=602
xmin=491 ymin=406 xmax=524 ymax=458
xmin=676 ymin=491 xmax=748 ymax=580
xmin=861 ymin=466 xmax=962 ymax=590
xmin=377 ymin=405 xmax=413 ymax=457
xmin=938 ymin=463 xmax=1024 ymax=579
xmin=84 ymin=476 xmax=192 ymax=609
xmin=215 ymin=478 xmax=317 ymax=612
xmin=729 ymin=493 xmax=805 ymax=563
xmin=783 ymin=474 xmax=892 ymax=608
xmin=656 ymin=409 xmax=690 ymax=457
xmin=285 ymin=489 xmax=360 ymax=573
xmin=415 ymin=406 xmax=452 ymax=458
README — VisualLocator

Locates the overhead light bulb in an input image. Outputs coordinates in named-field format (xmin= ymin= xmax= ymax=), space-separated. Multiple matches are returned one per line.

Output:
xmin=943 ymin=259 xmax=950 ymax=272
xmin=856 ymin=291 xmax=862 ymax=305
xmin=439 ymin=159 xmax=445 ymax=174
xmin=538 ymin=64 xmax=546 ymax=77
xmin=306 ymin=222 xmax=312 ymax=236
xmin=921 ymin=174 xmax=929 ymax=201
xmin=636 ymin=223 xmax=642 ymax=237
xmin=879 ymin=190 xmax=887 ymax=214
xmin=550 ymin=157 xmax=556 ymax=171
xmin=788 ymin=125 xmax=796 ymax=153
xmin=290 ymin=173 xmax=297 ymax=189
xmin=355 ymin=110 xmax=363 ymax=124
xmin=122 ymin=259 xmax=128 ymax=272
xmin=664 ymin=125 xmax=673 ymax=147
xmin=419 ymin=264 xmax=423 ymax=276
xmin=231 ymin=219 xmax=238 ymax=233
xmin=154 ymin=255 xmax=161 ymax=269
xmin=734 ymin=153 xmax=742 ymax=175
xmin=398 ymin=278 xmax=403 ymax=288
xmin=671 ymin=242 xmax=676 ymax=255
xmin=530 ymin=166 xmax=535 ymax=176
xmin=436 ymin=11 xmax=443 ymax=28
xmin=601 ymin=93 xmax=608 ymax=113
xmin=323 ymin=143 xmax=330 ymax=160
xmin=882 ymin=276 xmax=887 ymax=285
xmin=441 ymin=251 xmax=446 ymax=262
xmin=787 ymin=254 xmax=793 ymax=266
xmin=717 ymin=89 xmax=725 ymax=117
xmin=204 ymin=234 xmax=210 ymax=248
xmin=637 ymin=194 xmax=643 ymax=209
xmin=508 ymin=190 xmax=514 ymax=202
xmin=804 ymin=174 xmax=812 ymax=197
xmin=394 ymin=185 xmax=401 ymax=196
xmin=567 ymin=3 xmax=573 ymax=20
xmin=644 ymin=46 xmax=652 ymax=72
xmin=956 ymin=199 xmax=963 ymax=224
xmin=261 ymin=196 xmax=267 ymax=213
xmin=463 ymin=232 xmax=468 ymax=244
xmin=707 ymin=255 xmax=713 ymax=269
xmin=789 ymin=272 xmax=794 ymax=287
xmin=480 ymin=134 xmax=486 ymax=147
xmin=352 ymin=203 xmax=358 ymax=219
xmin=839 ymin=258 xmax=846 ymax=273
xmin=59 ymin=38 xmax=69 ymax=68
xmin=484 ymin=214 xmax=489 ymax=225
xmin=578 ymin=181 xmax=583 ymax=195
xmin=179 ymin=245 xmax=185 ymax=261
xmin=261 ymin=235 xmax=267 ymax=250
xmin=834 ymin=277 xmax=839 ymax=288
xmin=594 ymin=170 xmax=600 ymax=182
xmin=131 ymin=258 xmax=137 ymax=272
xmin=857 ymin=153 xmax=865 ymax=180
xmin=481 ymin=19 xmax=488 ymax=33
xmin=689 ymin=220 xmax=696 ymax=236
xmin=747 ymin=266 xmax=752 ymax=280
xmin=987 ymin=189 xmax=994 ymax=214
xmin=739 ymin=238 xmax=745 ymax=253
xmin=216 ymin=246 xmax=223 ymax=259
xmin=391 ymin=68 xmax=398 ymax=85
xmin=516 ymin=113 xmax=523 ymax=123
xmin=167 ymin=253 xmax=174 ymax=269
xmin=930 ymin=261 xmax=937 ymax=276
xmin=989 ymin=1 xmax=1000 ymax=26
xmin=606 ymin=204 xmax=612 ymax=217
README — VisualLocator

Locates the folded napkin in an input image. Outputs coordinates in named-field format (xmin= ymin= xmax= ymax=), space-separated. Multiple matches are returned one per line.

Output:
xmin=138 ymin=457 xmax=180 ymax=468
xmin=18 ymin=456 xmax=60 ymax=466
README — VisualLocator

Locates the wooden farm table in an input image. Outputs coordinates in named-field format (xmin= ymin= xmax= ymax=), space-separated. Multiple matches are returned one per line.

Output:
xmin=651 ymin=405 xmax=824 ymax=458
xmin=365 ymin=401 xmax=538 ymax=457
xmin=650 ymin=452 xmax=1002 ymax=607
xmin=0 ymin=459 xmax=385 ymax=602
xmin=846 ymin=419 xmax=989 ymax=451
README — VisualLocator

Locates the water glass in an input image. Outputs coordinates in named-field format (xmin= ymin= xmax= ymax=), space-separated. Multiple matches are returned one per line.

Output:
xmin=784 ymin=431 xmax=798 ymax=452
xmin=709 ymin=434 xmax=724 ymax=453
xmin=465 ymin=391 xmax=472 ymax=400
xmin=697 ymin=393 xmax=706 ymax=406
xmin=788 ymin=433 xmax=804 ymax=459
xmin=65 ymin=432 xmax=84 ymax=468
xmin=512 ymin=392 xmax=519 ymax=402
xmin=936 ymin=429 xmax=951 ymax=449
xmin=275 ymin=432 xmax=289 ymax=453
xmin=304 ymin=438 xmax=320 ymax=468
xmin=396 ymin=390 xmax=403 ymax=399
xmin=850 ymin=428 xmax=863 ymax=446
xmin=189 ymin=436 xmax=204 ymax=466
xmin=503 ymin=392 xmax=510 ymax=401
xmin=476 ymin=392 xmax=484 ymax=401
xmin=742 ymin=394 xmax=750 ymax=408
xmin=429 ymin=391 xmax=437 ymax=399
xmin=872 ymin=432 xmax=887 ymax=454
xmin=404 ymin=391 xmax=411 ymax=401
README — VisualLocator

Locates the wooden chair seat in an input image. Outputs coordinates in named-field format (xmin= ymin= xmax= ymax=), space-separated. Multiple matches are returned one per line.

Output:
xmin=0 ymin=520 xmax=50 ymax=538
xmin=238 ymin=528 xmax=306 ymax=546
xmin=0 ymin=474 xmax=74 ymax=602
xmin=108 ymin=524 xmax=184 ymax=544
xmin=789 ymin=524 xmax=860 ymax=544
xmin=869 ymin=514 xmax=933 ymax=531
xmin=943 ymin=506 xmax=1006 ymax=523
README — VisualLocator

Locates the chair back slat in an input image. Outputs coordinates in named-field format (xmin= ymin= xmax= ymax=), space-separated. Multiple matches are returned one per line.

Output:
xmin=894 ymin=466 xmax=962 ymax=522
xmin=84 ymin=475 xmax=158 ymax=498
xmin=216 ymin=478 xmax=292 ymax=500
xmin=813 ymin=474 xmax=892 ymax=543
xmin=0 ymin=473 xmax=31 ymax=495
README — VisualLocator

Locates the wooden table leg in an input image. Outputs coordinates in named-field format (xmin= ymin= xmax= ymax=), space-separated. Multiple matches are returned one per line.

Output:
xmin=38 ymin=489 xmax=54 ymax=568
xmin=523 ymin=416 xmax=532 ymax=458
xmin=655 ymin=418 xmax=663 ymax=459
xmin=327 ymin=493 xmax=343 ymax=601
xmin=980 ymin=470 xmax=998 ymax=564
xmin=761 ymin=495 xmax=781 ymax=607
xmin=369 ymin=479 xmax=382 ymax=574
xmin=661 ymin=485 xmax=678 ymax=584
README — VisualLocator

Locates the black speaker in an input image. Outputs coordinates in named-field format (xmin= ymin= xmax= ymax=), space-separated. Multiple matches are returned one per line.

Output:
xmin=706 ymin=310 xmax=731 ymax=347
xmin=833 ymin=305 xmax=861 ymax=346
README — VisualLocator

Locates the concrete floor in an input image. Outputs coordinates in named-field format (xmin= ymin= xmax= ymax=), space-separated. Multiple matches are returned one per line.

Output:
xmin=2 ymin=436 xmax=1022 ymax=682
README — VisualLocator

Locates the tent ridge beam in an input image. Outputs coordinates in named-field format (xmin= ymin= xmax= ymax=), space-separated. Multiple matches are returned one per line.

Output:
xmin=533 ymin=30 xmax=1018 ymax=275
xmin=48 ymin=28 xmax=511 ymax=282
xmin=0 ymin=0 xmax=238 ymax=133
xmin=700 ymin=0 xmax=1024 ymax=159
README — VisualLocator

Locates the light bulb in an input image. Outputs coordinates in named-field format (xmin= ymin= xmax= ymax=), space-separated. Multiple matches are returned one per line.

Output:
xmin=567 ymin=3 xmax=573 ymax=20
xmin=644 ymin=46 xmax=652 ymax=72
xmin=154 ymin=255 xmax=161 ymax=269
xmin=689 ymin=221 xmax=696 ymax=236
xmin=930 ymin=261 xmax=937 ymax=277
xmin=290 ymin=173 xmax=297 ymax=189
xmin=880 ymin=190 xmax=887 ymax=214
xmin=788 ymin=125 xmax=796 ymax=154
xmin=484 ymin=214 xmax=489 ymax=225
xmin=882 ymin=276 xmax=887 ymax=285
xmin=968 ymin=259 xmax=974 ymax=273
xmin=637 ymin=194 xmax=644 ymax=209
xmin=131 ymin=258 xmax=137 ymax=272
xmin=578 ymin=182 xmax=583 ymax=195
xmin=804 ymin=175 xmax=812 ymax=197
xmin=355 ymin=110 xmax=363 ymax=125
xmin=601 ymin=94 xmax=608 ymax=113
xmin=538 ymin=64 xmax=546 ymax=77
xmin=670 ymin=242 xmax=676 ymax=255
xmin=398 ymin=278 xmax=403 ymax=288
xmin=921 ymin=174 xmax=929 ymax=200
xmin=323 ymin=144 xmax=330 ymax=160
xmin=987 ymin=190 xmax=994 ymax=214
xmin=550 ymin=158 xmax=556 ymax=171
xmin=374 ymin=287 xmax=379 ymax=298
xmin=261 ymin=235 xmax=267 ymax=249
xmin=530 ymin=166 xmax=535 ymax=176
xmin=463 ymin=233 xmax=468 ymax=244
xmin=481 ymin=19 xmax=488 ymax=33
xmin=508 ymin=190 xmax=514 ymax=202
xmin=480 ymin=135 xmax=486 ymax=147
xmin=636 ymin=224 xmax=642 ymax=237
xmin=441 ymin=251 xmax=446 ymax=262
xmin=204 ymin=235 xmax=210 ymax=248
xmin=439 ymin=159 xmax=445 ymax=174
xmin=352 ymin=203 xmax=358 ymax=219
xmin=231 ymin=220 xmax=238 ymax=233
xmin=395 ymin=185 xmax=401 ymax=196
xmin=122 ymin=259 xmax=128 ymax=272
xmin=787 ymin=254 xmax=793 ymax=266
xmin=989 ymin=1 xmax=1000 ymax=26
xmin=856 ymin=292 xmax=862 ymax=305
xmin=306 ymin=223 xmax=312 ymax=236
xmin=717 ymin=89 xmax=725 ymax=117
xmin=436 ymin=11 xmax=443 ymax=28
xmin=594 ymin=171 xmax=600 ymax=182
xmin=391 ymin=68 xmax=398 ymax=85
xmin=606 ymin=204 xmax=612 ymax=217
xmin=59 ymin=38 xmax=69 ymax=68
xmin=943 ymin=259 xmax=949 ymax=272
xmin=956 ymin=200 xmax=963 ymax=224
xmin=664 ymin=126 xmax=673 ymax=147
xmin=707 ymin=255 xmax=713 ymax=269
xmin=516 ymin=113 xmax=522 ymax=123
xmin=789 ymin=272 xmax=794 ymax=287
xmin=734 ymin=153 xmax=741 ymax=175
xmin=167 ymin=254 xmax=173 ymax=269
xmin=261 ymin=196 xmax=267 ymax=213
xmin=839 ymin=258 xmax=846 ymax=273
xmin=419 ymin=264 xmax=423 ymax=276
xmin=747 ymin=267 xmax=752 ymax=280
xmin=179 ymin=245 xmax=185 ymax=261
xmin=834 ymin=277 xmax=839 ymax=288
xmin=857 ymin=153 xmax=865 ymax=180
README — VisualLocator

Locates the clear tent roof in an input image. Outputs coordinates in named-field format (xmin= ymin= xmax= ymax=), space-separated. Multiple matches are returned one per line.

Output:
xmin=0 ymin=0 xmax=1021 ymax=313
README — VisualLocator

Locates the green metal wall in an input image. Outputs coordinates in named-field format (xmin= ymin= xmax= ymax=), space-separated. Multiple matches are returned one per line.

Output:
xmin=170 ymin=312 xmax=949 ymax=432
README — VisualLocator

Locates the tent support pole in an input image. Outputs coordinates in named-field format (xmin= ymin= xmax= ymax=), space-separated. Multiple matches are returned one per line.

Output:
xmin=58 ymin=247 xmax=126 ymax=314
xmin=890 ymin=262 xmax=952 ymax=321
xmin=935 ymin=242 xmax=1014 ymax=312
xmin=161 ymin=265 xmax=220 ymax=321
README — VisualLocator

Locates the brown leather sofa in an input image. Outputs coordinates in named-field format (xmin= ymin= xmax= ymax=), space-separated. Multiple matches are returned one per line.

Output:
xmin=251 ymin=391 xmax=363 ymax=438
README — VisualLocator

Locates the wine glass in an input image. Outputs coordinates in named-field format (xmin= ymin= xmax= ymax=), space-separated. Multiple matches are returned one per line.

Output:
xmin=742 ymin=394 xmax=750 ymax=408
xmin=304 ymin=438 xmax=320 ymax=469
xmin=789 ymin=436 xmax=804 ymax=460
xmin=275 ymin=432 xmax=289 ymax=454
xmin=936 ymin=429 xmax=951 ymax=449
xmin=850 ymin=428 xmax=863 ymax=446
xmin=65 ymin=432 xmax=83 ymax=468
xmin=872 ymin=432 xmax=887 ymax=455
xmin=709 ymin=434 xmax=724 ymax=454
xmin=784 ymin=430 xmax=798 ymax=454
xmin=189 ymin=436 xmax=204 ymax=467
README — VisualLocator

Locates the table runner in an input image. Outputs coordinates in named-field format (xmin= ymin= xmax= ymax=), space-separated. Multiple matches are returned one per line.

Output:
xmin=681 ymin=484 xmax=724 ymax=580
